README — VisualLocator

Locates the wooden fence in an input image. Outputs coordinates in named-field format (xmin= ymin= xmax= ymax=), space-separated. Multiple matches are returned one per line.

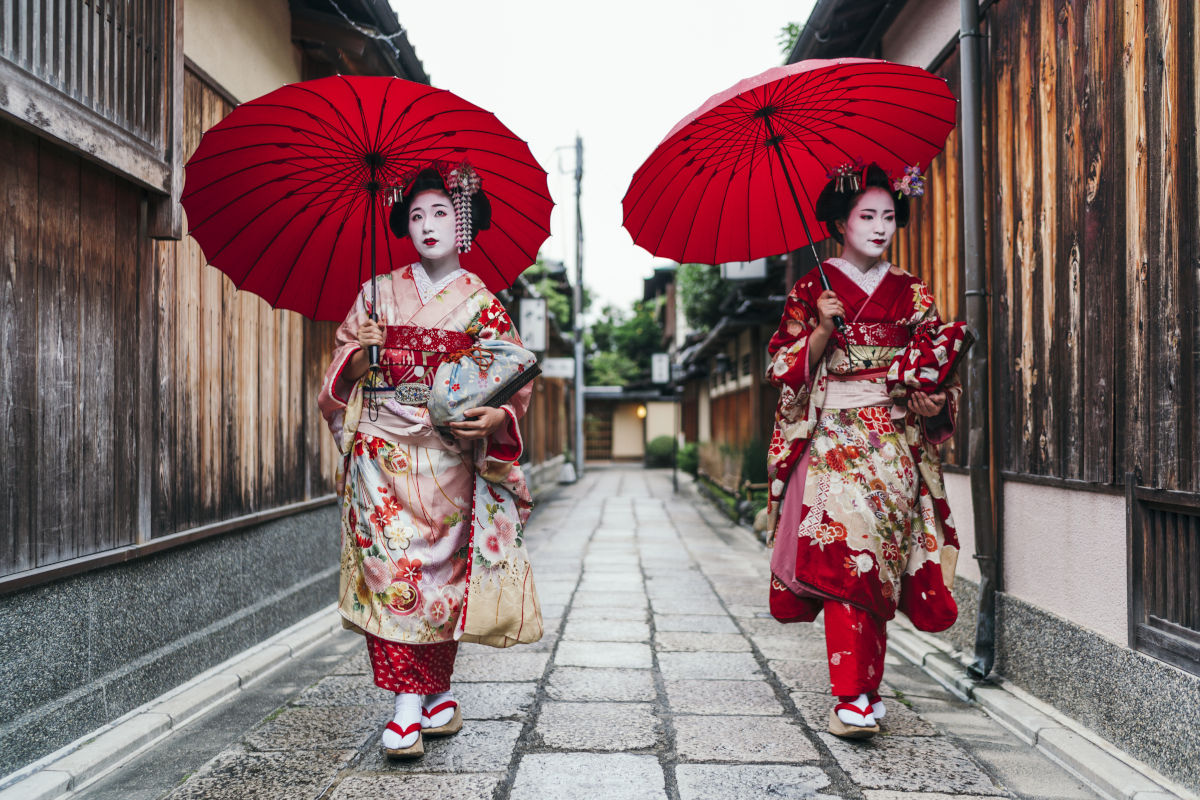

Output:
xmin=0 ymin=67 xmax=340 ymax=583
xmin=891 ymin=0 xmax=1198 ymax=492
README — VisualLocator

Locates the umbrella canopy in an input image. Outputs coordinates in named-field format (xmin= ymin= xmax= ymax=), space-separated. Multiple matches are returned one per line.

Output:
xmin=182 ymin=75 xmax=553 ymax=321
xmin=622 ymin=58 xmax=957 ymax=266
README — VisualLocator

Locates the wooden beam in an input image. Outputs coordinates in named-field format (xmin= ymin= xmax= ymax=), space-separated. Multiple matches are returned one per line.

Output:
xmin=147 ymin=0 xmax=183 ymax=240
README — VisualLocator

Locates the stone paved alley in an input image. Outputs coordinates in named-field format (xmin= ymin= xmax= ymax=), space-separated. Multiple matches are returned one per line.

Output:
xmin=78 ymin=466 xmax=1108 ymax=800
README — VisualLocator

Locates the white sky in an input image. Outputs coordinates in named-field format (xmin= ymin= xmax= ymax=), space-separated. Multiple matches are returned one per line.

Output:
xmin=391 ymin=1 xmax=815 ymax=310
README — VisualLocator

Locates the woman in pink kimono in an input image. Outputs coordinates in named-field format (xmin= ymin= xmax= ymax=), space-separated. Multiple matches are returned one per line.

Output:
xmin=318 ymin=163 xmax=532 ymax=758
xmin=765 ymin=163 xmax=968 ymax=738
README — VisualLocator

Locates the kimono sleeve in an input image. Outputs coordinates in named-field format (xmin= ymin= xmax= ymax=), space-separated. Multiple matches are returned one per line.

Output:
xmin=766 ymin=281 xmax=821 ymax=393
xmin=317 ymin=288 xmax=367 ymax=426
xmin=909 ymin=284 xmax=963 ymax=445
xmin=473 ymin=294 xmax=531 ymax=463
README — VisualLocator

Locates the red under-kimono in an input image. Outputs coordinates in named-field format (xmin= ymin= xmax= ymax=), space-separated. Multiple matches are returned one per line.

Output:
xmin=765 ymin=258 xmax=963 ymax=697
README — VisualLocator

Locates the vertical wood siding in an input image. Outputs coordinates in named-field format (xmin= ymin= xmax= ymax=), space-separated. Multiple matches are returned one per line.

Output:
xmin=0 ymin=67 xmax=340 ymax=579
xmin=896 ymin=0 xmax=1198 ymax=492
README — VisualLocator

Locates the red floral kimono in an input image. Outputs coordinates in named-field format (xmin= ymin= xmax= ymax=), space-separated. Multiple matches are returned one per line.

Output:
xmin=318 ymin=264 xmax=532 ymax=693
xmin=765 ymin=258 xmax=964 ymax=696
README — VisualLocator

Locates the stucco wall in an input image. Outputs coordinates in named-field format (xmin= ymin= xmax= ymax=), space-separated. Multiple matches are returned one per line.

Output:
xmin=942 ymin=471 xmax=980 ymax=582
xmin=184 ymin=0 xmax=302 ymax=102
xmin=611 ymin=403 xmax=645 ymax=459
xmin=1002 ymin=482 xmax=1127 ymax=643
xmin=698 ymin=386 xmax=711 ymax=443
xmin=881 ymin=0 xmax=960 ymax=68
xmin=645 ymin=401 xmax=676 ymax=443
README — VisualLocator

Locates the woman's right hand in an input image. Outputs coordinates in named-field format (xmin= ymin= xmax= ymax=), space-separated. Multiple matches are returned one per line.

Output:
xmin=815 ymin=290 xmax=844 ymax=333
xmin=357 ymin=319 xmax=384 ymax=351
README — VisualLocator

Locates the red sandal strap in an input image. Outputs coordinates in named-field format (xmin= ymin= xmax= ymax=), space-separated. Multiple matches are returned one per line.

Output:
xmin=422 ymin=700 xmax=458 ymax=718
xmin=834 ymin=702 xmax=872 ymax=717
xmin=385 ymin=720 xmax=421 ymax=737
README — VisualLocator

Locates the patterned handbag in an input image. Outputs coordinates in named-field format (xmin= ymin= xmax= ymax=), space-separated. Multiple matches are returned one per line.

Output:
xmin=428 ymin=339 xmax=540 ymax=430
xmin=885 ymin=320 xmax=974 ymax=397
xmin=454 ymin=474 xmax=543 ymax=647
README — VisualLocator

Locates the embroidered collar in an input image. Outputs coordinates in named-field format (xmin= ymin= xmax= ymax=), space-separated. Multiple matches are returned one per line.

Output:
xmin=410 ymin=262 xmax=466 ymax=305
xmin=826 ymin=257 xmax=891 ymax=298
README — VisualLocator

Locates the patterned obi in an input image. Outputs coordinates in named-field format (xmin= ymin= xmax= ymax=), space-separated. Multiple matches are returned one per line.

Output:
xmin=370 ymin=325 xmax=474 ymax=405
xmin=841 ymin=322 xmax=910 ymax=348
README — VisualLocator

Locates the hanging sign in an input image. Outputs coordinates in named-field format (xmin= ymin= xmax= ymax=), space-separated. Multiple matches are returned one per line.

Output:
xmin=541 ymin=357 xmax=576 ymax=379
xmin=518 ymin=297 xmax=548 ymax=352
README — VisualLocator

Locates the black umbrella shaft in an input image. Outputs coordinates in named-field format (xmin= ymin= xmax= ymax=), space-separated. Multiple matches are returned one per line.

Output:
xmin=368 ymin=165 xmax=380 ymax=369
xmin=761 ymin=115 xmax=836 ymax=295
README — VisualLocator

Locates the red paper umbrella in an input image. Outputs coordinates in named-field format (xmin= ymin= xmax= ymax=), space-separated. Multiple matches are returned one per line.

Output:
xmin=182 ymin=75 xmax=552 ymax=321
xmin=622 ymin=58 xmax=957 ymax=273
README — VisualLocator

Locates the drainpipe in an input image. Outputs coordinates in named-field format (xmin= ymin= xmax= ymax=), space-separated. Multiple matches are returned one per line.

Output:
xmin=959 ymin=0 xmax=998 ymax=679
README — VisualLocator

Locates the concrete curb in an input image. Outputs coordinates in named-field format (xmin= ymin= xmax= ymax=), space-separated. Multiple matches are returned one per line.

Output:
xmin=0 ymin=604 xmax=342 ymax=800
xmin=887 ymin=622 xmax=1196 ymax=800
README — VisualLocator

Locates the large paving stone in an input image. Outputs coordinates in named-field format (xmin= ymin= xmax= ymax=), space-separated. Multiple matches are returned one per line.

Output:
xmin=244 ymin=706 xmax=389 ymax=752
xmin=675 ymin=764 xmax=837 ymax=800
xmin=818 ymin=733 xmax=1007 ymax=795
xmin=546 ymin=667 xmax=658 ymax=702
xmin=535 ymin=702 xmax=662 ymax=750
xmin=329 ymin=772 xmax=502 ymax=799
xmin=649 ymin=596 xmax=726 ymax=615
xmin=330 ymin=649 xmax=372 ymax=675
xmin=357 ymin=720 xmax=521 ymax=774
xmin=570 ymin=606 xmax=649 ymax=622
xmin=572 ymin=591 xmax=649 ymax=610
xmin=167 ymin=746 xmax=356 ymax=800
xmin=665 ymin=679 xmax=784 ymax=716
xmin=451 ymin=651 xmax=550 ymax=682
xmin=563 ymin=619 xmax=651 ymax=642
xmin=749 ymin=634 xmax=829 ymax=661
xmin=555 ymin=641 xmax=653 ymax=669
xmin=790 ymin=691 xmax=937 ymax=736
xmin=769 ymin=659 xmax=833 ymax=694
xmin=654 ymin=614 xmax=740 ymax=634
xmin=654 ymin=632 xmax=751 ymax=652
xmin=657 ymin=651 xmax=762 ymax=680
xmin=453 ymin=682 xmax=537 ymax=720
xmin=292 ymin=675 xmax=389 ymax=708
xmin=510 ymin=753 xmax=667 ymax=800
xmin=674 ymin=715 xmax=820 ymax=763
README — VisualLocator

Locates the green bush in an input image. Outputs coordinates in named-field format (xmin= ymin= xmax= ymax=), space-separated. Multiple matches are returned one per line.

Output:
xmin=740 ymin=438 xmax=769 ymax=484
xmin=645 ymin=435 xmax=676 ymax=467
xmin=677 ymin=442 xmax=699 ymax=477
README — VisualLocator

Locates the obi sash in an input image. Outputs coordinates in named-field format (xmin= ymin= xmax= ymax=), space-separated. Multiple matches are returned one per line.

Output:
xmin=378 ymin=325 xmax=474 ymax=387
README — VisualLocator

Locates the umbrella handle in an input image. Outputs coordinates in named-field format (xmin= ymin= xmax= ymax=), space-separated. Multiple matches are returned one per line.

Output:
xmin=368 ymin=344 xmax=380 ymax=369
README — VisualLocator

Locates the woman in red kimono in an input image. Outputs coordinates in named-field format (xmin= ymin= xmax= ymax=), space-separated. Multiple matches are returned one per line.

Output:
xmin=318 ymin=163 xmax=533 ymax=758
xmin=765 ymin=163 xmax=967 ymax=738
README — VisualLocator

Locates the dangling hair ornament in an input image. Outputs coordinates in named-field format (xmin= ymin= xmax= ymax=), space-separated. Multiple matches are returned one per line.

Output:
xmin=827 ymin=160 xmax=864 ymax=193
xmin=447 ymin=161 xmax=481 ymax=254
xmin=893 ymin=165 xmax=925 ymax=198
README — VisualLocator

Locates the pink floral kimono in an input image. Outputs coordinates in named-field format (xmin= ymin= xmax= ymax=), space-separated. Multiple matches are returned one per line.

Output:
xmin=318 ymin=264 xmax=532 ymax=692
xmin=765 ymin=258 xmax=964 ymax=697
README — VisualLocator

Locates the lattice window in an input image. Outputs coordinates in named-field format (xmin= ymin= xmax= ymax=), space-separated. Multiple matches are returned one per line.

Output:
xmin=1127 ymin=476 xmax=1200 ymax=677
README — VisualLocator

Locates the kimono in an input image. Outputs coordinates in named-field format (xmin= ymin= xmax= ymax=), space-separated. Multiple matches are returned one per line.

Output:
xmin=765 ymin=258 xmax=963 ymax=693
xmin=317 ymin=264 xmax=532 ymax=691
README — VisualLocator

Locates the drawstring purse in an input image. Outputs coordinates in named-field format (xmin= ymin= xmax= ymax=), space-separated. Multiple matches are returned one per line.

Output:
xmin=428 ymin=339 xmax=540 ymax=431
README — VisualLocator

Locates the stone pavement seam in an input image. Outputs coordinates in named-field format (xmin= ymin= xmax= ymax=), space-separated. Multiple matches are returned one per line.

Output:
xmin=887 ymin=624 xmax=1195 ymax=800
xmin=489 ymin=473 xmax=601 ymax=799
xmin=672 ymin=484 xmax=867 ymax=799
xmin=0 ymin=604 xmax=342 ymax=800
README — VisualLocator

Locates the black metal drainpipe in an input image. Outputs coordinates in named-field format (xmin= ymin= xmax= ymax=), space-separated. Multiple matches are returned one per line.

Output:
xmin=959 ymin=0 xmax=999 ymax=680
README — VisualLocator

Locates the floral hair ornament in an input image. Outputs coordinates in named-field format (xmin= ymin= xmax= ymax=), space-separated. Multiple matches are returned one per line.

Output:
xmin=893 ymin=165 xmax=925 ymax=198
xmin=826 ymin=160 xmax=865 ymax=193
xmin=386 ymin=159 xmax=485 ymax=253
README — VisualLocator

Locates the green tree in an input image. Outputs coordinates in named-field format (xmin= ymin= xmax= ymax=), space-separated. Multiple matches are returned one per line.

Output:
xmin=677 ymin=263 xmax=727 ymax=332
xmin=585 ymin=300 xmax=663 ymax=386
xmin=778 ymin=21 xmax=801 ymax=59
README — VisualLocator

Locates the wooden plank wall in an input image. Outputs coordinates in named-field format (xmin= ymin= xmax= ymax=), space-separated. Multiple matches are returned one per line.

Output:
xmin=893 ymin=0 xmax=1198 ymax=492
xmin=0 ymin=66 xmax=340 ymax=579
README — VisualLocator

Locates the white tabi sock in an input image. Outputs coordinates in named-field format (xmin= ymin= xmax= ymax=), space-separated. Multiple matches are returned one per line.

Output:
xmin=381 ymin=692 xmax=422 ymax=749
xmin=835 ymin=693 xmax=877 ymax=727
xmin=868 ymin=691 xmax=886 ymax=720
xmin=422 ymin=690 xmax=457 ymax=729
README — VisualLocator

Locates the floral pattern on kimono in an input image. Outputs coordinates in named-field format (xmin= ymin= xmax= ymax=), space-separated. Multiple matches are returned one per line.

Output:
xmin=318 ymin=266 xmax=532 ymax=644
xmin=765 ymin=260 xmax=962 ymax=633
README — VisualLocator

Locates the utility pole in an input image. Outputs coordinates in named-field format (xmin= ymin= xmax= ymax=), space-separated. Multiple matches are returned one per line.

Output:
xmin=573 ymin=135 xmax=585 ymax=480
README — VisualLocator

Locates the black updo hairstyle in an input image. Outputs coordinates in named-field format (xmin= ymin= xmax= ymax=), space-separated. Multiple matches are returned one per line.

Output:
xmin=388 ymin=166 xmax=493 ymax=241
xmin=813 ymin=163 xmax=910 ymax=244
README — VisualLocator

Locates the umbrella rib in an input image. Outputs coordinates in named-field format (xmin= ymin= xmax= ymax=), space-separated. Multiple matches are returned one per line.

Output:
xmin=312 ymin=187 xmax=370 ymax=319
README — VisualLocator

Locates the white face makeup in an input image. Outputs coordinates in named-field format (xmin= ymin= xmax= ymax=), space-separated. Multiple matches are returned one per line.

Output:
xmin=407 ymin=189 xmax=457 ymax=261
xmin=838 ymin=186 xmax=897 ymax=266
